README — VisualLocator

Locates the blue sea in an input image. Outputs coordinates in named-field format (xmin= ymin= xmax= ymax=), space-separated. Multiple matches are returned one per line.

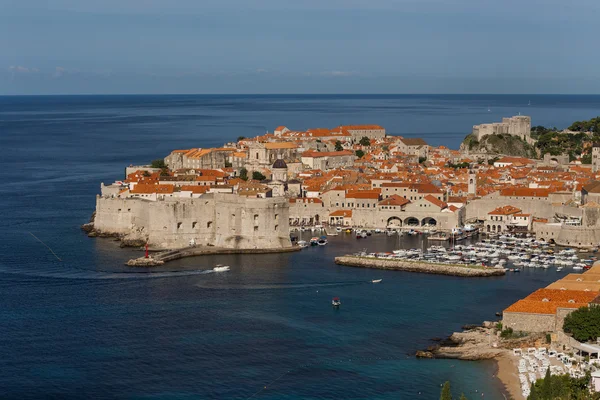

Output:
xmin=1 ymin=94 xmax=600 ymax=399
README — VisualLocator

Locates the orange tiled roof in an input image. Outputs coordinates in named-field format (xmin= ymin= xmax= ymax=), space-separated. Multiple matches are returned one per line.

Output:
xmin=329 ymin=210 xmax=353 ymax=217
xmin=131 ymin=184 xmax=175 ymax=194
xmin=378 ymin=195 xmax=410 ymax=207
xmin=488 ymin=205 xmax=522 ymax=215
xmin=504 ymin=300 xmax=587 ymax=314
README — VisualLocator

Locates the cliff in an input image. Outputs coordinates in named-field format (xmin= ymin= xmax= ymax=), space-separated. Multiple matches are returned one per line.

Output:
xmin=460 ymin=133 xmax=538 ymax=158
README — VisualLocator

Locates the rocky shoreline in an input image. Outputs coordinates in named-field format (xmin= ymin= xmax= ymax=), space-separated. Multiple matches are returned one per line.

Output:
xmin=334 ymin=256 xmax=506 ymax=277
xmin=416 ymin=322 xmax=544 ymax=360
xmin=81 ymin=217 xmax=147 ymax=248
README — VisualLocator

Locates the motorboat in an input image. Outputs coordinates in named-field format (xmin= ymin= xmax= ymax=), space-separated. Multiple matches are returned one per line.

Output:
xmin=332 ymin=297 xmax=341 ymax=307
xmin=297 ymin=240 xmax=309 ymax=249
xmin=371 ymin=279 xmax=383 ymax=283
xmin=335 ymin=227 xmax=342 ymax=232
xmin=310 ymin=237 xmax=319 ymax=246
xmin=213 ymin=265 xmax=230 ymax=272
xmin=317 ymin=238 xmax=328 ymax=246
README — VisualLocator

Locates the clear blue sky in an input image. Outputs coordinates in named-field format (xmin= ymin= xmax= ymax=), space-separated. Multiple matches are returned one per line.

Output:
xmin=1 ymin=0 xmax=598 ymax=94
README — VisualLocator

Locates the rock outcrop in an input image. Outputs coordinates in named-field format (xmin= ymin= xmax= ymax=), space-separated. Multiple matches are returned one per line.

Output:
xmin=460 ymin=133 xmax=538 ymax=158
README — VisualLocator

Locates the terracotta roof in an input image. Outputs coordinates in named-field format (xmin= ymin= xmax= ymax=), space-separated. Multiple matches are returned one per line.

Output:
xmin=423 ymin=195 xmax=447 ymax=209
xmin=525 ymin=288 xmax=598 ymax=303
xmin=346 ymin=190 xmax=380 ymax=199
xmin=131 ymin=184 xmax=175 ymax=194
xmin=488 ymin=205 xmax=522 ymax=215
xmin=504 ymin=300 xmax=587 ymax=314
xmin=329 ymin=209 xmax=353 ymax=217
xmin=180 ymin=185 xmax=210 ymax=194
xmin=378 ymin=195 xmax=410 ymax=207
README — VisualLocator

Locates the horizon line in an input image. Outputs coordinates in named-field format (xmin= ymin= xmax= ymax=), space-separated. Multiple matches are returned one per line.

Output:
xmin=2 ymin=93 xmax=600 ymax=97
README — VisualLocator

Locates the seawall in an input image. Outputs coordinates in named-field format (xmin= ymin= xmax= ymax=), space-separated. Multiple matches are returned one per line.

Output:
xmin=334 ymin=256 xmax=505 ymax=277
xmin=127 ymin=246 xmax=301 ymax=266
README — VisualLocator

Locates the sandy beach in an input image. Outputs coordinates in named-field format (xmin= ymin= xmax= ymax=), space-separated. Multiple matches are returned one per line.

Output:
xmin=495 ymin=353 xmax=522 ymax=399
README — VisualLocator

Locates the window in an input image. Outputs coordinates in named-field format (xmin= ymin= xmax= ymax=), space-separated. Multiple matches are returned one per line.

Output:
xmin=275 ymin=214 xmax=278 ymax=221
xmin=177 ymin=222 xmax=182 ymax=229
xmin=254 ymin=214 xmax=259 ymax=223
xmin=274 ymin=225 xmax=278 ymax=231
xmin=207 ymin=221 xmax=213 ymax=228
xmin=254 ymin=226 xmax=258 ymax=232
xmin=192 ymin=222 xmax=197 ymax=229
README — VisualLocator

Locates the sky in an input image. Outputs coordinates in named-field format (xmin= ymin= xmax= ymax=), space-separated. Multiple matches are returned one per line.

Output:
xmin=1 ymin=0 xmax=599 ymax=95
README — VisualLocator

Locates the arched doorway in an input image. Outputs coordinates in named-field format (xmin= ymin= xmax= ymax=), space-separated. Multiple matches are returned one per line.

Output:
xmin=387 ymin=216 xmax=402 ymax=228
xmin=421 ymin=217 xmax=437 ymax=227
xmin=405 ymin=217 xmax=419 ymax=227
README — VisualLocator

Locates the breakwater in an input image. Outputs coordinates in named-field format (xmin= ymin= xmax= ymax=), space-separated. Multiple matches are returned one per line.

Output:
xmin=127 ymin=246 xmax=301 ymax=266
xmin=334 ymin=256 xmax=506 ymax=277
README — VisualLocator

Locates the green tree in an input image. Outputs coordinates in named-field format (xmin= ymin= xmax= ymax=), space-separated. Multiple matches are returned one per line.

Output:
xmin=355 ymin=150 xmax=365 ymax=159
xmin=252 ymin=171 xmax=266 ymax=181
xmin=237 ymin=136 xmax=246 ymax=142
xmin=563 ymin=305 xmax=600 ymax=342
xmin=418 ymin=156 xmax=427 ymax=164
xmin=440 ymin=381 xmax=452 ymax=400
xmin=151 ymin=159 xmax=166 ymax=169
xmin=239 ymin=168 xmax=248 ymax=181
xmin=335 ymin=140 xmax=343 ymax=151
xmin=582 ymin=154 xmax=592 ymax=164
xmin=359 ymin=136 xmax=371 ymax=146
xmin=459 ymin=394 xmax=468 ymax=400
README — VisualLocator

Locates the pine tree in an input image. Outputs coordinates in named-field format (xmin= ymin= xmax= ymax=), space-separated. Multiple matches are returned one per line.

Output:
xmin=459 ymin=394 xmax=467 ymax=400
xmin=440 ymin=381 xmax=452 ymax=400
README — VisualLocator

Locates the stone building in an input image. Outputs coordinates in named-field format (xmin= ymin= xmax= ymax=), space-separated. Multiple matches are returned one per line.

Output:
xmin=340 ymin=125 xmax=386 ymax=140
xmin=502 ymin=288 xmax=597 ymax=333
xmin=394 ymin=138 xmax=429 ymax=158
xmin=472 ymin=115 xmax=533 ymax=144
xmin=300 ymin=150 xmax=355 ymax=170
xmin=92 ymin=192 xmax=291 ymax=250
xmin=468 ymin=170 xmax=477 ymax=195
xmin=245 ymin=142 xmax=299 ymax=172
xmin=164 ymin=148 xmax=235 ymax=170
xmin=593 ymin=145 xmax=600 ymax=173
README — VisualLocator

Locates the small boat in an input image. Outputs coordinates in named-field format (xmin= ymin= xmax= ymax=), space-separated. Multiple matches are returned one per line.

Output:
xmin=310 ymin=237 xmax=319 ymax=246
xmin=317 ymin=238 xmax=328 ymax=246
xmin=297 ymin=240 xmax=308 ymax=249
xmin=332 ymin=297 xmax=341 ymax=307
xmin=371 ymin=279 xmax=382 ymax=283
xmin=213 ymin=265 xmax=230 ymax=272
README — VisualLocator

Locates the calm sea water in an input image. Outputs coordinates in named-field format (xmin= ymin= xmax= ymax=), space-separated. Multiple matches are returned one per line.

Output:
xmin=1 ymin=95 xmax=599 ymax=399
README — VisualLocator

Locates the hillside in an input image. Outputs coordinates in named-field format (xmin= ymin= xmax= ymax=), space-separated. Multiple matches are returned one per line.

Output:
xmin=459 ymin=133 xmax=538 ymax=158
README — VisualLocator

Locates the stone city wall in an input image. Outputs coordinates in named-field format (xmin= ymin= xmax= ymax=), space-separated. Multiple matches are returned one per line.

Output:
xmin=93 ymin=193 xmax=291 ymax=250
xmin=502 ymin=312 xmax=556 ymax=333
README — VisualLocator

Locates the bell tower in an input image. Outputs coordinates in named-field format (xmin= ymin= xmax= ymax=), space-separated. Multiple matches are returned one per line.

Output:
xmin=468 ymin=169 xmax=477 ymax=195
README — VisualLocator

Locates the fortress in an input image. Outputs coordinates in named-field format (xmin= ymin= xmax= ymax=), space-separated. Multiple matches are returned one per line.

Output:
xmin=92 ymin=192 xmax=292 ymax=250
xmin=472 ymin=115 xmax=533 ymax=144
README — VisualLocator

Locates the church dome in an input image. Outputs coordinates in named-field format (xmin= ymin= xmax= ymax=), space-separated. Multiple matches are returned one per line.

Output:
xmin=272 ymin=159 xmax=288 ymax=169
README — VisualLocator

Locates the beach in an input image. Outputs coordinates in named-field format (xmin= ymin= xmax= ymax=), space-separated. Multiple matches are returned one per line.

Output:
xmin=496 ymin=353 xmax=522 ymax=399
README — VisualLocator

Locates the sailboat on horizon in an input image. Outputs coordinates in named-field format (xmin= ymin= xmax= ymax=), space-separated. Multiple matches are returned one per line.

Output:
xmin=528 ymin=100 xmax=531 ymax=106
xmin=487 ymin=105 xmax=491 ymax=112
